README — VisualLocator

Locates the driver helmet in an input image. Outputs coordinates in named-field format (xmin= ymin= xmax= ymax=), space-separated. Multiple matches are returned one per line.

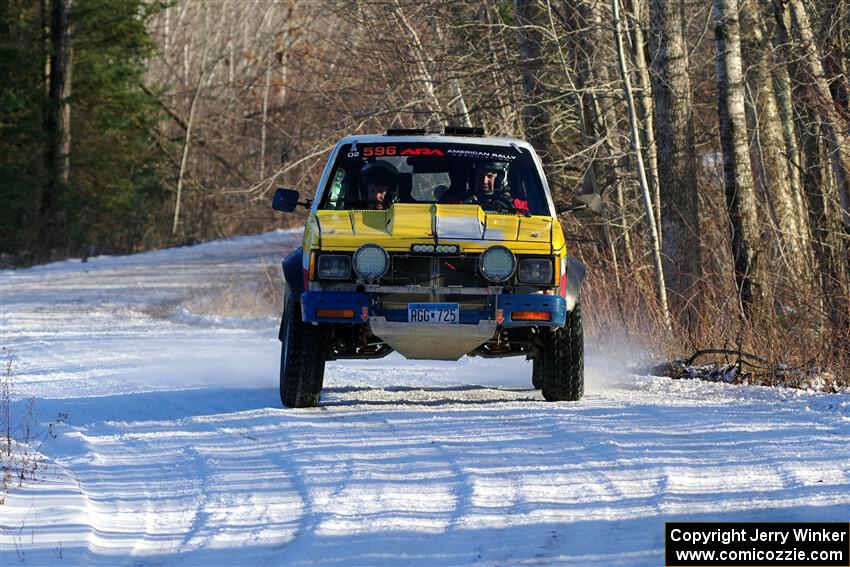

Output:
xmin=359 ymin=161 xmax=399 ymax=204
xmin=473 ymin=161 xmax=509 ymax=196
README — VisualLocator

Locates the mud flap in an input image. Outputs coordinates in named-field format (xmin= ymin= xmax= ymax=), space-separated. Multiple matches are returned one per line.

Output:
xmin=279 ymin=249 xmax=304 ymax=341
xmin=565 ymin=255 xmax=586 ymax=312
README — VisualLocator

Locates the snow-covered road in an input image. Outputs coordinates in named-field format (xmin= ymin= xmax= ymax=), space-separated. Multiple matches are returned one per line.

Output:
xmin=1 ymin=230 xmax=848 ymax=566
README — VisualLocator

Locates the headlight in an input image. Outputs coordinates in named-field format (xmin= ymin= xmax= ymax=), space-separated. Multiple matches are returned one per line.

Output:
xmin=478 ymin=246 xmax=516 ymax=282
xmin=317 ymin=254 xmax=351 ymax=280
xmin=518 ymin=258 xmax=553 ymax=284
xmin=353 ymin=244 xmax=389 ymax=279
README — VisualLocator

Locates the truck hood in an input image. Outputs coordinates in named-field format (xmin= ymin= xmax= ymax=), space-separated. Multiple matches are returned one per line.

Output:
xmin=314 ymin=204 xmax=553 ymax=253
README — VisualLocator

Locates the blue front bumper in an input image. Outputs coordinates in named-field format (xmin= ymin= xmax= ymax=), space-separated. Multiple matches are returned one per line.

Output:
xmin=301 ymin=291 xmax=567 ymax=327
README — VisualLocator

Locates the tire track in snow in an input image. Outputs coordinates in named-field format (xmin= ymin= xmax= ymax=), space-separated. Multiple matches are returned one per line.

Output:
xmin=3 ymin=229 xmax=848 ymax=566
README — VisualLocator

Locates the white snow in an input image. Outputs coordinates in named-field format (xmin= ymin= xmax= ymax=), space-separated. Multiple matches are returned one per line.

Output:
xmin=1 ymin=229 xmax=848 ymax=566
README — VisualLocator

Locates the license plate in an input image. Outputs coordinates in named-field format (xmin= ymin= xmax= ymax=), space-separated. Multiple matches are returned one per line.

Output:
xmin=407 ymin=303 xmax=459 ymax=324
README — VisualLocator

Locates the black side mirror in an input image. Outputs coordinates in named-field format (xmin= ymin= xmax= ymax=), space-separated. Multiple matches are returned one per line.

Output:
xmin=272 ymin=188 xmax=301 ymax=213
xmin=572 ymin=193 xmax=603 ymax=215
xmin=557 ymin=193 xmax=603 ymax=216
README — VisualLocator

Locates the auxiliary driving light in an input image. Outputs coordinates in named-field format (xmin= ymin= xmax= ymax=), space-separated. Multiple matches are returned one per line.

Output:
xmin=479 ymin=245 xmax=516 ymax=282
xmin=353 ymin=244 xmax=389 ymax=279
xmin=412 ymin=243 xmax=458 ymax=254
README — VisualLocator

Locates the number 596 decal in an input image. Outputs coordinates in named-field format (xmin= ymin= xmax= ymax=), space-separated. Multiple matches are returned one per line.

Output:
xmin=363 ymin=146 xmax=397 ymax=157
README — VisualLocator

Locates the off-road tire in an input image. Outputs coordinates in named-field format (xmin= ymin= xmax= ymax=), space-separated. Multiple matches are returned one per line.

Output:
xmin=279 ymin=285 xmax=328 ymax=408
xmin=531 ymin=355 xmax=543 ymax=389
xmin=540 ymin=301 xmax=584 ymax=401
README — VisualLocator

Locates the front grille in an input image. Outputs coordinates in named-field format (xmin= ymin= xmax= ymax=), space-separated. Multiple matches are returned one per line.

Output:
xmin=383 ymin=254 xmax=486 ymax=287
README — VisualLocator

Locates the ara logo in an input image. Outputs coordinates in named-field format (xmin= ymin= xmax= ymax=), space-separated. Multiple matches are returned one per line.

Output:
xmin=400 ymin=148 xmax=445 ymax=156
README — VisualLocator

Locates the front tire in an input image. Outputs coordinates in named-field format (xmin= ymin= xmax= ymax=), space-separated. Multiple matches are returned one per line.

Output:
xmin=540 ymin=301 xmax=584 ymax=401
xmin=279 ymin=285 xmax=328 ymax=408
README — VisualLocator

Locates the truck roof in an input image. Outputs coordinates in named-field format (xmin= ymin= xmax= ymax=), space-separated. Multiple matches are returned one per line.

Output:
xmin=336 ymin=133 xmax=535 ymax=151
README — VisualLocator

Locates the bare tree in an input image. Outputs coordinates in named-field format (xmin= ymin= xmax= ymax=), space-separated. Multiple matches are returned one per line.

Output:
xmin=627 ymin=0 xmax=662 ymax=240
xmin=741 ymin=0 xmax=814 ymax=294
xmin=789 ymin=0 xmax=850 ymax=227
xmin=612 ymin=0 xmax=670 ymax=328
xmin=648 ymin=0 xmax=702 ymax=319
xmin=713 ymin=0 xmax=772 ymax=315
xmin=515 ymin=0 xmax=553 ymax=160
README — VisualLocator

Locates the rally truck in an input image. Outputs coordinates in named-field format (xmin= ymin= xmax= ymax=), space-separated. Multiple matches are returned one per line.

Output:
xmin=272 ymin=127 xmax=595 ymax=408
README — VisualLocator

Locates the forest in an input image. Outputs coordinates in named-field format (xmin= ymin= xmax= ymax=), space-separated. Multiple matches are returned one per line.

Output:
xmin=1 ymin=0 xmax=848 ymax=377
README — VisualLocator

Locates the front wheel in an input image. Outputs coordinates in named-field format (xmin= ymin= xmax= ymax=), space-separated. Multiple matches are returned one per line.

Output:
xmin=279 ymin=285 xmax=328 ymax=408
xmin=540 ymin=301 xmax=584 ymax=401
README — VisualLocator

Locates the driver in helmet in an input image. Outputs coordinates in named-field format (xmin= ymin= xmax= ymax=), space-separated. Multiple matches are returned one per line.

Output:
xmin=464 ymin=161 xmax=529 ymax=213
xmin=359 ymin=161 xmax=398 ymax=210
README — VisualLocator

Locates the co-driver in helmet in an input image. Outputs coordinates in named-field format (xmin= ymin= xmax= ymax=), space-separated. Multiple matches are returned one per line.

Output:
xmin=359 ymin=161 xmax=398 ymax=210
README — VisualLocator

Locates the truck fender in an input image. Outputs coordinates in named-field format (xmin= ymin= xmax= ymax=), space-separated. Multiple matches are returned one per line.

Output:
xmin=565 ymin=255 xmax=586 ymax=312
xmin=279 ymin=248 xmax=305 ymax=341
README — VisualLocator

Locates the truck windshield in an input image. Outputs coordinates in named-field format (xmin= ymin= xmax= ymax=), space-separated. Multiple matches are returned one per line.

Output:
xmin=318 ymin=142 xmax=550 ymax=215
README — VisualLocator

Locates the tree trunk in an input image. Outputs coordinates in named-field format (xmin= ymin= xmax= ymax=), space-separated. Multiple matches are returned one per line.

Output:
xmin=613 ymin=0 xmax=670 ymax=328
xmin=172 ymin=12 xmax=210 ymax=236
xmin=764 ymin=0 xmax=810 ymax=237
xmin=515 ymin=0 xmax=553 ymax=161
xmin=572 ymin=0 xmax=623 ymax=288
xmin=433 ymin=18 xmax=472 ymax=127
xmin=798 ymin=106 xmax=850 ymax=351
xmin=260 ymin=61 xmax=271 ymax=179
xmin=790 ymin=0 xmax=850 ymax=228
xmin=590 ymin=0 xmax=634 ymax=266
xmin=42 ymin=0 xmax=73 ymax=251
xmin=392 ymin=0 xmax=442 ymax=124
xmin=648 ymin=0 xmax=702 ymax=321
xmin=713 ymin=0 xmax=772 ymax=316
xmin=741 ymin=0 xmax=815 ymax=293
xmin=629 ymin=0 xmax=662 ymax=242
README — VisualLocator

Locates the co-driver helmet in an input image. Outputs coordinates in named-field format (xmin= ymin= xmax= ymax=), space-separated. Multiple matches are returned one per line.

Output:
xmin=359 ymin=161 xmax=399 ymax=202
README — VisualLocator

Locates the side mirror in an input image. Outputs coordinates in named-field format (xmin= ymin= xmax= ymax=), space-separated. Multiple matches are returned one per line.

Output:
xmin=572 ymin=193 xmax=603 ymax=215
xmin=272 ymin=188 xmax=301 ymax=213
xmin=557 ymin=193 xmax=603 ymax=216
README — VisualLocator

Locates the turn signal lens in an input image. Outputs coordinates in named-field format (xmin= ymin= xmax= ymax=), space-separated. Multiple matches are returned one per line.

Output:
xmin=511 ymin=311 xmax=551 ymax=321
xmin=554 ymin=255 xmax=561 ymax=287
xmin=309 ymin=251 xmax=318 ymax=281
xmin=316 ymin=308 xmax=355 ymax=319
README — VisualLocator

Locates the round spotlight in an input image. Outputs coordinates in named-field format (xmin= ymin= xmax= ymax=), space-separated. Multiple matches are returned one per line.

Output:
xmin=479 ymin=246 xmax=516 ymax=282
xmin=353 ymin=244 xmax=389 ymax=279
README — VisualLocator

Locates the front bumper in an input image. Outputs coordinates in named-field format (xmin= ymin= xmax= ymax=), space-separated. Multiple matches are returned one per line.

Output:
xmin=300 ymin=290 xmax=567 ymax=327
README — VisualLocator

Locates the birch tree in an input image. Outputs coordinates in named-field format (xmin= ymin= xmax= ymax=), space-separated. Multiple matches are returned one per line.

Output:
xmin=713 ymin=0 xmax=772 ymax=316
xmin=612 ymin=0 xmax=670 ymax=328
xmin=741 ymin=0 xmax=814 ymax=293
xmin=789 ymin=0 xmax=850 ymax=228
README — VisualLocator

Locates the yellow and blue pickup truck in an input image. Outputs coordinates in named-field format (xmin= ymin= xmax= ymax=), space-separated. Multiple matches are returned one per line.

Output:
xmin=272 ymin=128 xmax=595 ymax=407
